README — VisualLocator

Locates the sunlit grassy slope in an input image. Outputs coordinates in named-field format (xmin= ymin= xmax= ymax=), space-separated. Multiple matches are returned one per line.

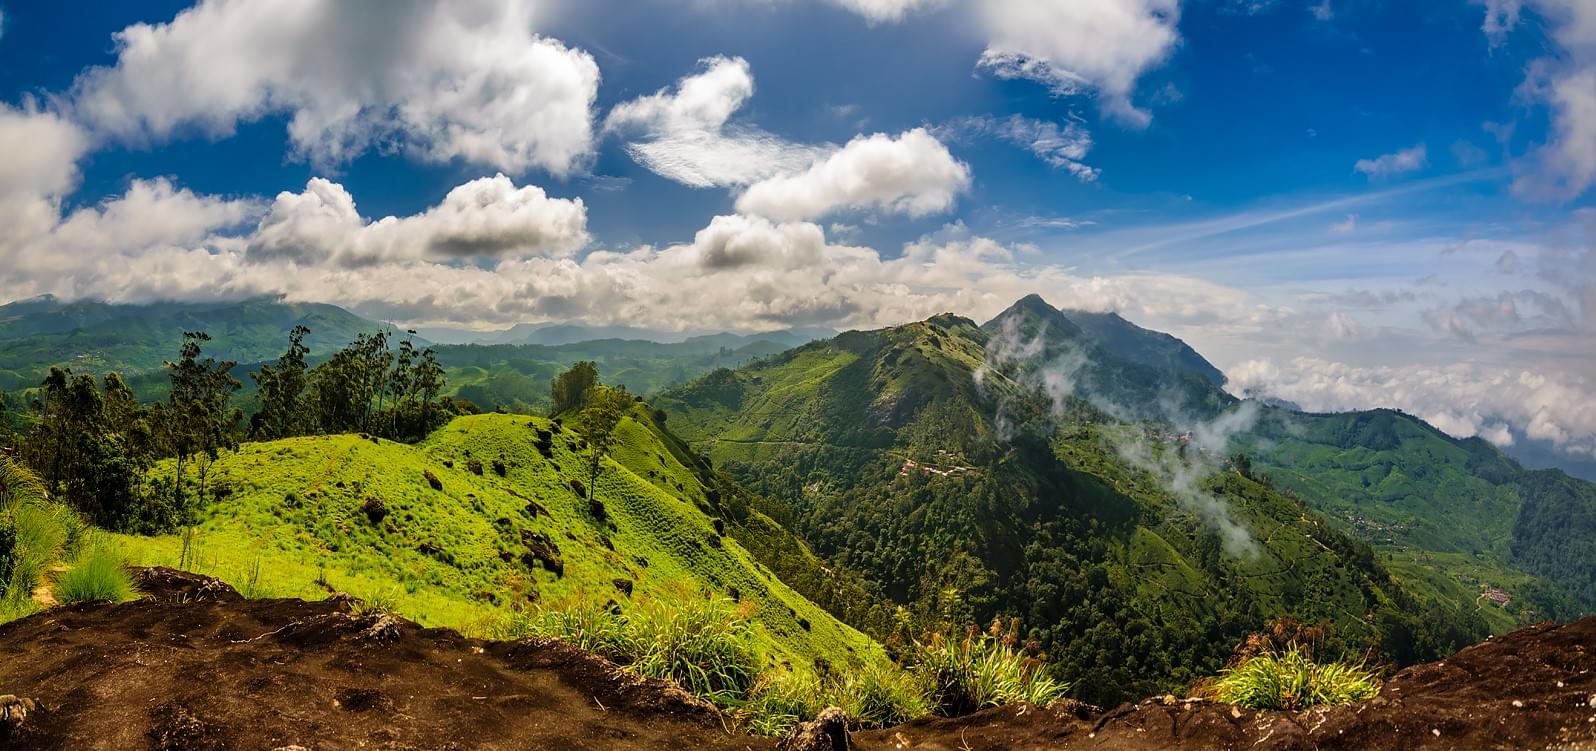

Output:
xmin=112 ymin=411 xmax=882 ymax=674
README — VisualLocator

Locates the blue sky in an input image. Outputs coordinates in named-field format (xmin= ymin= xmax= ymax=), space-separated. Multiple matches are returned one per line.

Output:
xmin=0 ymin=0 xmax=1593 ymax=462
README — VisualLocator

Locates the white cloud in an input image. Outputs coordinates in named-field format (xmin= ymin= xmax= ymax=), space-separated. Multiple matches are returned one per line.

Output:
xmin=1515 ymin=65 xmax=1596 ymax=201
xmin=604 ymin=56 xmax=824 ymax=188
xmin=1323 ymin=311 xmax=1362 ymax=340
xmin=1228 ymin=356 xmax=1596 ymax=457
xmin=946 ymin=115 xmax=1099 ymax=181
xmin=1476 ymin=1 xmax=1596 ymax=201
xmin=975 ymin=0 xmax=1182 ymax=128
xmin=0 ymin=177 xmax=259 ymax=301
xmin=1353 ymin=144 xmax=1428 ymax=179
xmin=735 ymin=128 xmax=971 ymax=221
xmin=827 ymin=0 xmax=947 ymax=24
xmin=1329 ymin=213 xmax=1357 ymax=233
xmin=67 ymin=0 xmax=600 ymax=175
xmin=0 ymin=105 xmax=89 ymax=200
xmin=1479 ymin=0 xmax=1522 ymax=46
xmin=247 ymin=174 xmax=587 ymax=267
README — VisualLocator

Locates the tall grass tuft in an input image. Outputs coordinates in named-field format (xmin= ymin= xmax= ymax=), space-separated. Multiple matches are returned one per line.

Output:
xmin=738 ymin=672 xmax=824 ymax=737
xmin=1211 ymin=646 xmax=1381 ymax=710
xmin=54 ymin=542 xmax=139 ymax=605
xmin=914 ymin=618 xmax=1069 ymax=716
xmin=831 ymin=660 xmax=928 ymax=729
xmin=504 ymin=597 xmax=761 ymax=705
xmin=1 ymin=457 xmax=87 ymax=622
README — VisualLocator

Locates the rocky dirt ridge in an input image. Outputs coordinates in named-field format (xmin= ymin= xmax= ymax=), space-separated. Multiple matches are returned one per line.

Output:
xmin=1 ymin=568 xmax=1592 ymax=750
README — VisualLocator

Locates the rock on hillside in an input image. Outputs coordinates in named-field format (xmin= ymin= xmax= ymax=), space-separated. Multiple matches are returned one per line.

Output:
xmin=1 ymin=572 xmax=1593 ymax=750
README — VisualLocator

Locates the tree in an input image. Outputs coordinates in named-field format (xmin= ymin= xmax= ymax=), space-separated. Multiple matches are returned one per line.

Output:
xmin=411 ymin=347 xmax=445 ymax=440
xmin=165 ymin=332 xmax=241 ymax=516
xmin=551 ymin=361 xmax=599 ymax=415
xmin=577 ymin=386 xmax=629 ymax=502
xmin=18 ymin=369 xmax=152 ymax=530
xmin=250 ymin=325 xmax=311 ymax=440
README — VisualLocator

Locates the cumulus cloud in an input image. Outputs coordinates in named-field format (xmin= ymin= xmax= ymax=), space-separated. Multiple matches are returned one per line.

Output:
xmin=247 ymin=174 xmax=586 ymax=267
xmin=943 ymin=115 xmax=1099 ymax=181
xmin=1353 ymin=144 xmax=1428 ymax=179
xmin=735 ymin=128 xmax=971 ymax=221
xmin=67 ymin=0 xmax=600 ymax=175
xmin=0 ymin=177 xmax=260 ymax=302
xmin=975 ymin=0 xmax=1182 ymax=127
xmin=1228 ymin=356 xmax=1596 ymax=458
xmin=0 ymin=105 xmax=90 ymax=200
xmin=604 ymin=56 xmax=824 ymax=188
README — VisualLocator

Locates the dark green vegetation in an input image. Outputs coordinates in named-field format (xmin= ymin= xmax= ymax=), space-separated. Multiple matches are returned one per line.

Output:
xmin=1240 ymin=408 xmax=1596 ymax=628
xmin=0 ymin=295 xmax=804 ymax=418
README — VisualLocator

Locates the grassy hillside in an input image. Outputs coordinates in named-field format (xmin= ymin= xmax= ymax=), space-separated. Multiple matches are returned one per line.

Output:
xmin=110 ymin=411 xmax=883 ymax=675
xmin=655 ymin=311 xmax=1460 ymax=704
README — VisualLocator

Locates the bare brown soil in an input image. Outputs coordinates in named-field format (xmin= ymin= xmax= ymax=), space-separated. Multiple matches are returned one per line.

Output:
xmin=1 ymin=568 xmax=1593 ymax=750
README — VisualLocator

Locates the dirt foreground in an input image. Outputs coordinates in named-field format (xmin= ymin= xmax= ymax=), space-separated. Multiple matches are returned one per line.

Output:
xmin=1 ymin=568 xmax=1592 ymax=750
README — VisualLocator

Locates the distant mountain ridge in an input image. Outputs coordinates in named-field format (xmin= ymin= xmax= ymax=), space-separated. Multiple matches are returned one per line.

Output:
xmin=0 ymin=297 xmax=404 ymax=391
xmin=417 ymin=321 xmax=835 ymax=348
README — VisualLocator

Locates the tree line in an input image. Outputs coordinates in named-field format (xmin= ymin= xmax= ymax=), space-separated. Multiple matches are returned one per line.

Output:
xmin=0 ymin=327 xmax=471 ymax=533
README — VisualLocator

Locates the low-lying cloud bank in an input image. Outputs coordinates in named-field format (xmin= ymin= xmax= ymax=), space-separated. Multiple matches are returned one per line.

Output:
xmin=1228 ymin=357 xmax=1596 ymax=459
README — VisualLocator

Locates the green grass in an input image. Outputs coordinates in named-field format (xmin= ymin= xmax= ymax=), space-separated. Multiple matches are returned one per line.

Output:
xmin=1211 ymin=646 xmax=1381 ymax=710
xmin=503 ymin=596 xmax=761 ymax=704
xmin=914 ymin=621 xmax=1070 ymax=716
xmin=54 ymin=541 xmax=138 ymax=605
xmin=109 ymin=412 xmax=883 ymax=675
xmin=1 ymin=457 xmax=87 ymax=623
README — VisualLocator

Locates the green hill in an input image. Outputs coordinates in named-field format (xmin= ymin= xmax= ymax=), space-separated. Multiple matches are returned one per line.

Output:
xmin=654 ymin=307 xmax=1463 ymax=704
xmin=110 ymin=410 xmax=884 ymax=675
xmin=0 ymin=297 xmax=398 ymax=391
xmin=985 ymin=296 xmax=1596 ymax=629
xmin=434 ymin=338 xmax=791 ymax=414
xmin=1240 ymin=407 xmax=1596 ymax=625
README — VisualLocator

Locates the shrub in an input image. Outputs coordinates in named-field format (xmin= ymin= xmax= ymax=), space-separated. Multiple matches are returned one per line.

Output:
xmin=54 ymin=543 xmax=138 ymax=605
xmin=914 ymin=619 xmax=1069 ymax=715
xmin=1211 ymin=646 xmax=1381 ymax=710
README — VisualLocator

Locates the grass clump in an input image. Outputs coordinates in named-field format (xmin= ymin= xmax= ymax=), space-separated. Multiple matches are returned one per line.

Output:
xmin=54 ymin=542 xmax=138 ymax=605
xmin=914 ymin=619 xmax=1069 ymax=715
xmin=505 ymin=596 xmax=761 ymax=704
xmin=831 ymin=660 xmax=928 ymax=728
xmin=1211 ymin=647 xmax=1381 ymax=710
xmin=1 ymin=457 xmax=87 ymax=622
xmin=738 ymin=673 xmax=824 ymax=737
